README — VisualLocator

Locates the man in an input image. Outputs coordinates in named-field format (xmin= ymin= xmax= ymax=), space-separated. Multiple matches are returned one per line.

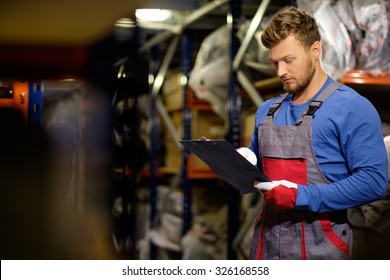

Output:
xmin=242 ymin=7 xmax=388 ymax=259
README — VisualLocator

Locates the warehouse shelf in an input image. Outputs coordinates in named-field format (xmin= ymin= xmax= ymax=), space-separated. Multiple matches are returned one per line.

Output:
xmin=340 ymin=69 xmax=390 ymax=122
xmin=341 ymin=69 xmax=390 ymax=85
xmin=187 ymin=87 xmax=213 ymax=110
xmin=187 ymin=154 xmax=220 ymax=179
xmin=135 ymin=159 xmax=220 ymax=179
xmin=129 ymin=0 xmax=277 ymax=260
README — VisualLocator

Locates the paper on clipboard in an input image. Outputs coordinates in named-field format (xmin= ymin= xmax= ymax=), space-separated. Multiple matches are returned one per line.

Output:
xmin=180 ymin=138 xmax=270 ymax=194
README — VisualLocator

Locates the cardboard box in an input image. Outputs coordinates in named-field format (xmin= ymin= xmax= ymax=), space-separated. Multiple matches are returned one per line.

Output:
xmin=164 ymin=136 xmax=182 ymax=170
xmin=191 ymin=110 xmax=226 ymax=139
xmin=241 ymin=110 xmax=256 ymax=146
xmin=162 ymin=109 xmax=226 ymax=171
xmin=163 ymin=71 xmax=183 ymax=93
xmin=163 ymin=88 xmax=184 ymax=112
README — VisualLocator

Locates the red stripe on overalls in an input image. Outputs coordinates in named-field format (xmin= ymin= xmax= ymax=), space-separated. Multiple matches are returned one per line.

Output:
xmin=255 ymin=207 xmax=267 ymax=260
xmin=257 ymin=157 xmax=308 ymax=259
xmin=319 ymin=213 xmax=349 ymax=255
xmin=300 ymin=213 xmax=307 ymax=260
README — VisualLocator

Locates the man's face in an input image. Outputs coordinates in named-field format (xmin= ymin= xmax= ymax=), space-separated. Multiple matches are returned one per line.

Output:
xmin=268 ymin=35 xmax=315 ymax=97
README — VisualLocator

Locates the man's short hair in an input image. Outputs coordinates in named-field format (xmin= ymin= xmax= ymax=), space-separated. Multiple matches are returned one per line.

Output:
xmin=261 ymin=7 xmax=321 ymax=50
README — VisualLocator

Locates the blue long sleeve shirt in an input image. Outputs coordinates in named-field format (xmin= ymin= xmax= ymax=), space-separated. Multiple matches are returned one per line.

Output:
xmin=249 ymin=77 xmax=388 ymax=212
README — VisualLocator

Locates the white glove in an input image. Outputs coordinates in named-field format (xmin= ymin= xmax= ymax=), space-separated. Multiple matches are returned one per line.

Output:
xmin=254 ymin=180 xmax=298 ymax=209
xmin=236 ymin=147 xmax=257 ymax=165
xmin=254 ymin=180 xmax=297 ymax=191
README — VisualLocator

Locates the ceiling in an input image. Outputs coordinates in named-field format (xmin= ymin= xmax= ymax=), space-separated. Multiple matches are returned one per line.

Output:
xmin=0 ymin=0 xmax=203 ymax=79
xmin=0 ymin=0 xmax=284 ymax=80
xmin=0 ymin=0 xmax=282 ymax=46
xmin=0 ymin=0 xmax=206 ymax=45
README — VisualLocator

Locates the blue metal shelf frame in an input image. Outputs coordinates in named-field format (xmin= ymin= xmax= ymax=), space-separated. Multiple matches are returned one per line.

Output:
xmin=226 ymin=0 xmax=243 ymax=260
xmin=181 ymin=30 xmax=193 ymax=237
xmin=28 ymin=82 xmax=44 ymax=127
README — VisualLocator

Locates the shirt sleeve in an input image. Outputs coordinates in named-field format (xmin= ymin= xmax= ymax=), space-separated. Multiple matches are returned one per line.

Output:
xmin=295 ymin=93 xmax=388 ymax=212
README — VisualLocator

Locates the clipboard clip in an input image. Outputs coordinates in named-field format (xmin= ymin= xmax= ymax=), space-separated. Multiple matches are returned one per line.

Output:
xmin=199 ymin=136 xmax=210 ymax=141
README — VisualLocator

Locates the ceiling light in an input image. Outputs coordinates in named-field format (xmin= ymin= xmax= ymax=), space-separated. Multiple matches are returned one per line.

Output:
xmin=135 ymin=9 xmax=173 ymax=22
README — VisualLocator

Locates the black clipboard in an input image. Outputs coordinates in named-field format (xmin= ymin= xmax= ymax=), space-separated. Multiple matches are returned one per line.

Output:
xmin=180 ymin=138 xmax=269 ymax=194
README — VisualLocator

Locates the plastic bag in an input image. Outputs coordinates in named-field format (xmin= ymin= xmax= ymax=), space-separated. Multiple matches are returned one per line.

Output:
xmin=237 ymin=20 xmax=276 ymax=77
xmin=298 ymin=0 xmax=356 ymax=80
xmin=189 ymin=21 xmax=274 ymax=119
xmin=188 ymin=25 xmax=230 ymax=119
xmin=353 ymin=0 xmax=390 ymax=76
xmin=333 ymin=0 xmax=363 ymax=48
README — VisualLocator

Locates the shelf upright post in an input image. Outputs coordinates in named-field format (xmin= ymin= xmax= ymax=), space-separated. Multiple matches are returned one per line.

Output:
xmin=149 ymin=45 xmax=161 ymax=260
xmin=181 ymin=29 xmax=193 ymax=237
xmin=227 ymin=0 xmax=242 ymax=260
xmin=28 ymin=82 xmax=44 ymax=127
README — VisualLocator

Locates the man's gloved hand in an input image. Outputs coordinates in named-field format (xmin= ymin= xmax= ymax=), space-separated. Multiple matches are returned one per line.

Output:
xmin=254 ymin=180 xmax=298 ymax=209
xmin=236 ymin=147 xmax=257 ymax=165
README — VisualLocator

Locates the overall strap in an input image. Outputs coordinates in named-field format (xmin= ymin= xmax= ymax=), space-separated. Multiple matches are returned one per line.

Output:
xmin=263 ymin=93 xmax=289 ymax=125
xmin=295 ymin=81 xmax=343 ymax=126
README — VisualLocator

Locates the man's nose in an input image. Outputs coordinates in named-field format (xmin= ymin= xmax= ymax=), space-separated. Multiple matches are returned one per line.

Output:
xmin=276 ymin=62 xmax=287 ymax=78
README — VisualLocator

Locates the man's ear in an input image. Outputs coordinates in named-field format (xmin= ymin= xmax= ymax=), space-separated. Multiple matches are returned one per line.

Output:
xmin=311 ymin=41 xmax=321 ymax=60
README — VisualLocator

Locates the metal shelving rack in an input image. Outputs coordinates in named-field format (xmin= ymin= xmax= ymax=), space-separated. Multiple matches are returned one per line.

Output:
xmin=138 ymin=0 xmax=273 ymax=259
xmin=0 ymin=80 xmax=44 ymax=126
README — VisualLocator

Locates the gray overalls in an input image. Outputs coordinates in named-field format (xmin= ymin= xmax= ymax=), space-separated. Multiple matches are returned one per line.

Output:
xmin=249 ymin=81 xmax=353 ymax=260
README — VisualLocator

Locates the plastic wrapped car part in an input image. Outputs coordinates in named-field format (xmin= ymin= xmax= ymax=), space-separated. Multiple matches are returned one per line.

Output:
xmin=188 ymin=25 xmax=230 ymax=120
xmin=189 ymin=20 xmax=275 ymax=119
xmin=353 ymin=0 xmax=390 ymax=76
xmin=298 ymin=0 xmax=356 ymax=80
xmin=333 ymin=0 xmax=363 ymax=49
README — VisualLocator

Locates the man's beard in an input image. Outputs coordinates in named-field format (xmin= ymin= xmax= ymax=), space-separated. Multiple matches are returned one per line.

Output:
xmin=283 ymin=59 xmax=315 ymax=98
